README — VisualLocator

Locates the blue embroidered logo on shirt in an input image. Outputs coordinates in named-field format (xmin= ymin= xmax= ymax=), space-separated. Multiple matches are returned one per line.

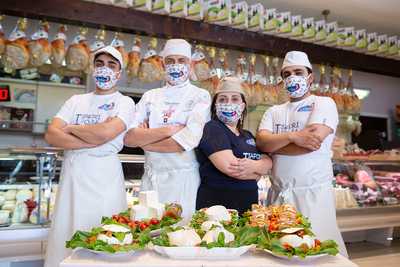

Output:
xmin=98 ymin=102 xmax=115 ymax=111
xmin=246 ymin=138 xmax=256 ymax=146
xmin=297 ymin=103 xmax=314 ymax=112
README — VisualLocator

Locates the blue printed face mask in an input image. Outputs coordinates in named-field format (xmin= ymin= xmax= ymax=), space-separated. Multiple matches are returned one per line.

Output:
xmin=93 ymin=66 xmax=120 ymax=90
xmin=165 ymin=63 xmax=189 ymax=86
xmin=284 ymin=74 xmax=311 ymax=98
xmin=216 ymin=103 xmax=244 ymax=124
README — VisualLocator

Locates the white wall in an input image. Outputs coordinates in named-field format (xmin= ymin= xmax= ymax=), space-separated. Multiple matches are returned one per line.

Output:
xmin=353 ymin=71 xmax=400 ymax=117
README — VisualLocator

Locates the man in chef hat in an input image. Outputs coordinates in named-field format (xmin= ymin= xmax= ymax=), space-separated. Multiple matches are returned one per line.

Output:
xmin=124 ymin=39 xmax=211 ymax=220
xmin=256 ymin=51 xmax=348 ymax=257
xmin=44 ymin=46 xmax=136 ymax=267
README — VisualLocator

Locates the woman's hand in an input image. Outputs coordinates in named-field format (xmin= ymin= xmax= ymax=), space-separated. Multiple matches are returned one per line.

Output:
xmin=227 ymin=158 xmax=260 ymax=180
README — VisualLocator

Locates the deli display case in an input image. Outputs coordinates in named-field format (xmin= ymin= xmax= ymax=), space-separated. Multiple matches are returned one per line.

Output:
xmin=0 ymin=147 xmax=145 ymax=262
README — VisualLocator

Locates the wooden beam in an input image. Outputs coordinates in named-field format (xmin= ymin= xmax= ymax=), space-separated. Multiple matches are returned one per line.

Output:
xmin=1 ymin=0 xmax=400 ymax=77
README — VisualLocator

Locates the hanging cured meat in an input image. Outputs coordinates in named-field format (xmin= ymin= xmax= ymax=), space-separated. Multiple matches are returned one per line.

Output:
xmin=330 ymin=67 xmax=345 ymax=113
xmin=65 ymin=28 xmax=90 ymax=72
xmin=192 ymin=44 xmax=211 ymax=81
xmin=3 ymin=18 xmax=30 ymax=71
xmin=0 ymin=15 xmax=5 ymax=55
xmin=90 ymin=29 xmax=106 ymax=53
xmin=200 ymin=47 xmax=220 ymax=96
xmin=235 ymin=54 xmax=253 ymax=106
xmin=111 ymin=32 xmax=128 ymax=69
xmin=127 ymin=36 xmax=141 ymax=80
xmin=88 ymin=29 xmax=106 ymax=74
xmin=218 ymin=48 xmax=233 ymax=77
xmin=28 ymin=21 xmax=51 ymax=67
xmin=138 ymin=38 xmax=164 ymax=83
xmin=50 ymin=25 xmax=67 ymax=67
xmin=262 ymin=55 xmax=278 ymax=105
xmin=344 ymin=69 xmax=361 ymax=114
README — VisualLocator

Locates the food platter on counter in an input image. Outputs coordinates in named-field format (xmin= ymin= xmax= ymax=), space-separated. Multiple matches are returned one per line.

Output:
xmin=77 ymin=248 xmax=138 ymax=259
xmin=153 ymin=245 xmax=254 ymax=260
xmin=262 ymin=248 xmax=329 ymax=261
xmin=65 ymin=191 xmax=340 ymax=261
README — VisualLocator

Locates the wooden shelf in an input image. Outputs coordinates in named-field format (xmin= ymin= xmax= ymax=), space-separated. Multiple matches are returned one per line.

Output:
xmin=1 ymin=0 xmax=400 ymax=77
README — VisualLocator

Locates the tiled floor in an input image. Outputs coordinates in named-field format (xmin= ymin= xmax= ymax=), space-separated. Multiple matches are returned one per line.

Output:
xmin=347 ymin=240 xmax=400 ymax=267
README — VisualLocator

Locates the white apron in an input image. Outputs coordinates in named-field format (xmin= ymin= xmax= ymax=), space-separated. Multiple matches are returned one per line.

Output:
xmin=141 ymin=151 xmax=200 ymax=222
xmin=134 ymin=82 xmax=210 ymax=221
xmin=267 ymin=155 xmax=348 ymax=257
xmin=44 ymin=149 xmax=127 ymax=267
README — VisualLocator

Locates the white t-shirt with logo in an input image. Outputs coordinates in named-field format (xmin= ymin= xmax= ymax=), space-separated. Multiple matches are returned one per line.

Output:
xmin=131 ymin=81 xmax=211 ymax=169
xmin=55 ymin=91 xmax=135 ymax=154
xmin=259 ymin=95 xmax=339 ymax=185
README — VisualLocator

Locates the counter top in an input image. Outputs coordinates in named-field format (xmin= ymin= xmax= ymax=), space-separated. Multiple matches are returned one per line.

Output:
xmin=61 ymin=250 xmax=357 ymax=267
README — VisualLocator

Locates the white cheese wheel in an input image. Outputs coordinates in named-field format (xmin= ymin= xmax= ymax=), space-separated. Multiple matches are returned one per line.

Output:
xmin=0 ymin=210 xmax=10 ymax=224
xmin=202 ymin=228 xmax=235 ymax=244
xmin=279 ymin=234 xmax=315 ymax=248
xmin=130 ymin=204 xmax=151 ymax=221
xmin=168 ymin=229 xmax=202 ymax=247
xmin=4 ymin=190 xmax=17 ymax=200
xmin=102 ymin=224 xmax=131 ymax=233
xmin=2 ymin=201 xmax=16 ymax=211
xmin=11 ymin=202 xmax=28 ymax=223
xmin=138 ymin=191 xmax=159 ymax=207
xmin=0 ymin=195 xmax=5 ymax=206
xmin=148 ymin=203 xmax=165 ymax=220
xmin=16 ymin=190 xmax=33 ymax=202
xmin=205 ymin=205 xmax=231 ymax=222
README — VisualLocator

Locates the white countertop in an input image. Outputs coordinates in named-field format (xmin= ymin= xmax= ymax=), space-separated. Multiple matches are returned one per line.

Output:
xmin=61 ymin=250 xmax=358 ymax=267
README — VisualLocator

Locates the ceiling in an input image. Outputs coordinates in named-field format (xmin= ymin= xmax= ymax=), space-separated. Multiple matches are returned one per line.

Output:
xmin=249 ymin=0 xmax=400 ymax=36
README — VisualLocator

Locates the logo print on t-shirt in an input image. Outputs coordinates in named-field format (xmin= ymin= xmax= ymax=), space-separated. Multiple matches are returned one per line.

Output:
xmin=75 ymin=114 xmax=101 ymax=125
xmin=246 ymin=138 xmax=256 ymax=146
xmin=98 ymin=102 xmax=115 ymax=111
xmin=162 ymin=105 xmax=176 ymax=124
xmin=297 ymin=103 xmax=314 ymax=112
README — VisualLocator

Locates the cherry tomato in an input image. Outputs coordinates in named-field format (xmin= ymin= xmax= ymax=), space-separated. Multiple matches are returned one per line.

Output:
xmin=149 ymin=218 xmax=160 ymax=225
xmin=139 ymin=222 xmax=148 ymax=231
xmin=315 ymin=239 xmax=321 ymax=246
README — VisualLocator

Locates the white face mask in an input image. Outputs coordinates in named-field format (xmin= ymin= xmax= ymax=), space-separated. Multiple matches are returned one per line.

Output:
xmin=284 ymin=74 xmax=311 ymax=98
xmin=216 ymin=103 xmax=244 ymax=125
xmin=165 ymin=63 xmax=190 ymax=86
xmin=93 ymin=66 xmax=120 ymax=90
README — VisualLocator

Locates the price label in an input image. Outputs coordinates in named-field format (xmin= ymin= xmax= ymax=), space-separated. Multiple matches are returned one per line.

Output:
xmin=0 ymin=85 xmax=10 ymax=102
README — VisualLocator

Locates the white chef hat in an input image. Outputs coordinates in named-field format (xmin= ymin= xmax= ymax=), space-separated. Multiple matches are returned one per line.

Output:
xmin=215 ymin=77 xmax=246 ymax=97
xmin=161 ymin=39 xmax=192 ymax=60
xmin=93 ymin=45 xmax=123 ymax=69
xmin=281 ymin=51 xmax=313 ymax=73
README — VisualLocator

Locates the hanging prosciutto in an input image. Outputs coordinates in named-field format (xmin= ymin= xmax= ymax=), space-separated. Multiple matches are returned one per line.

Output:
xmin=127 ymin=36 xmax=142 ymax=80
xmin=111 ymin=32 xmax=128 ymax=69
xmin=200 ymin=47 xmax=220 ymax=96
xmin=3 ymin=18 xmax=30 ymax=70
xmin=192 ymin=44 xmax=210 ymax=81
xmin=51 ymin=25 xmax=67 ymax=67
xmin=65 ymin=28 xmax=90 ymax=72
xmin=0 ymin=15 xmax=5 ymax=55
xmin=28 ymin=21 xmax=51 ymax=67
xmin=138 ymin=37 xmax=164 ymax=83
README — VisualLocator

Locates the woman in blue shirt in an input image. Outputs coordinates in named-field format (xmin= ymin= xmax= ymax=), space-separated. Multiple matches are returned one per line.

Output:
xmin=196 ymin=77 xmax=272 ymax=214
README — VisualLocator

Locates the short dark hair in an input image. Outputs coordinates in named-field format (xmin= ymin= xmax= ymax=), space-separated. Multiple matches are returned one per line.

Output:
xmin=281 ymin=66 xmax=312 ymax=78
xmin=210 ymin=93 xmax=248 ymax=133
xmin=94 ymin=52 xmax=121 ymax=70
